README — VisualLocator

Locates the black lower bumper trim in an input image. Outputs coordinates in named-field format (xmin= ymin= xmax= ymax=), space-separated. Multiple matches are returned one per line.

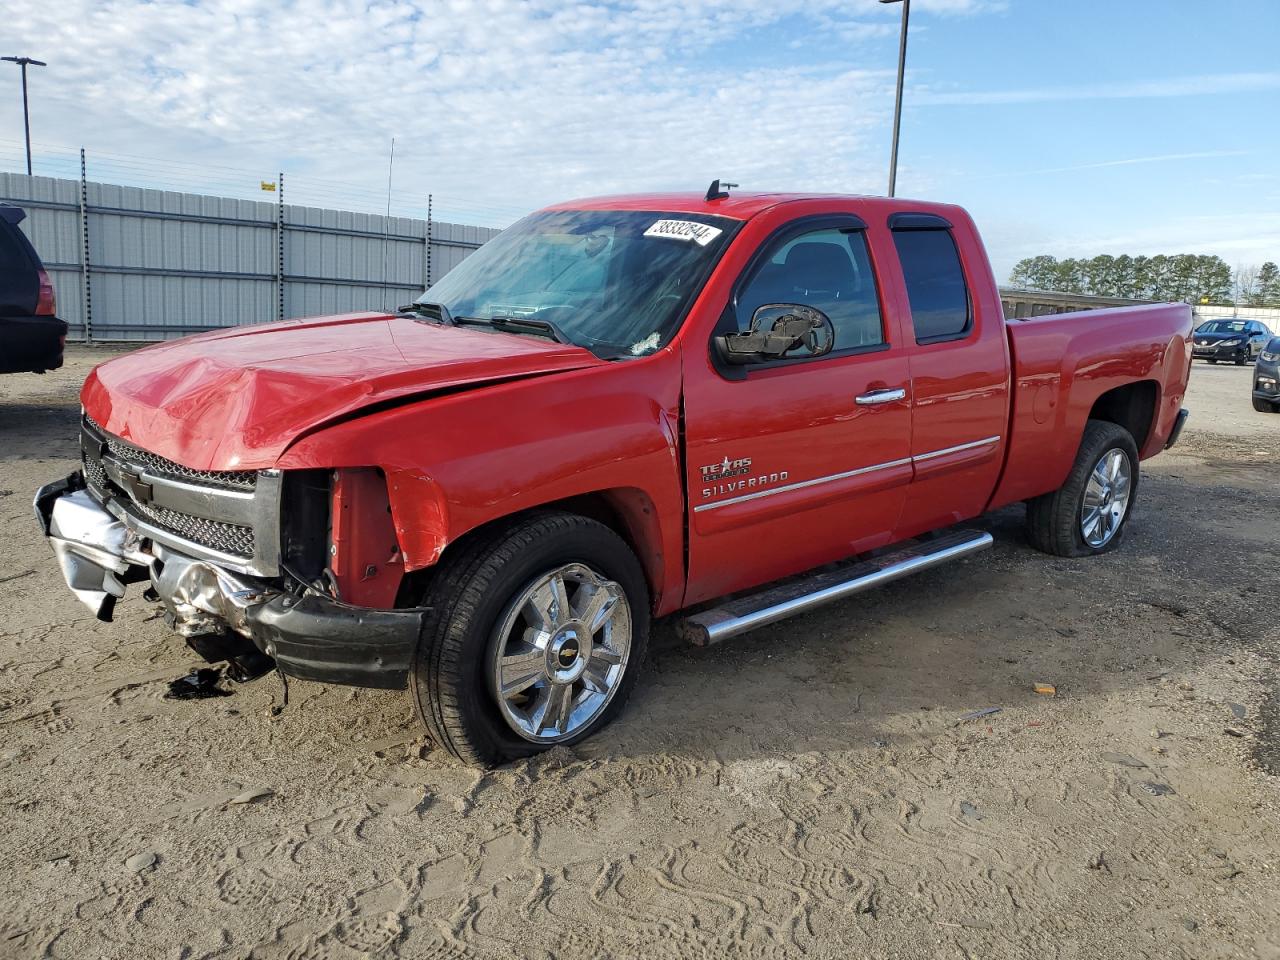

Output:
xmin=1165 ymin=407 xmax=1190 ymax=449
xmin=0 ymin=315 xmax=67 ymax=374
xmin=245 ymin=593 xmax=424 ymax=689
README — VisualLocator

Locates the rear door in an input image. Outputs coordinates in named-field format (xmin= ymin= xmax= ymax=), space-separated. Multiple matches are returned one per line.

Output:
xmin=887 ymin=213 xmax=1010 ymax=539
xmin=682 ymin=215 xmax=914 ymax=604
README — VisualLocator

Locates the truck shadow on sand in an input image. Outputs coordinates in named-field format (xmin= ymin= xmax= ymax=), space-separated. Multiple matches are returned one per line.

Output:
xmin=0 ymin=401 xmax=80 ymax=462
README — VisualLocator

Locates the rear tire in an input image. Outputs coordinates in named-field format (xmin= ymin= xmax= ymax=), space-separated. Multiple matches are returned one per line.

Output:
xmin=410 ymin=512 xmax=650 ymax=767
xmin=1026 ymin=420 xmax=1140 ymax=558
xmin=1255 ymin=397 xmax=1279 ymax=413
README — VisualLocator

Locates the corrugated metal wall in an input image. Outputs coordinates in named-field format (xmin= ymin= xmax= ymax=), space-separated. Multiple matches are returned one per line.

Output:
xmin=1193 ymin=304 xmax=1280 ymax=326
xmin=0 ymin=172 xmax=501 ymax=341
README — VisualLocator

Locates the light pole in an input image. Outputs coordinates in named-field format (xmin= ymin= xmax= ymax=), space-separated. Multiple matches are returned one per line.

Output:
xmin=879 ymin=0 xmax=910 ymax=197
xmin=2 ymin=56 xmax=46 ymax=176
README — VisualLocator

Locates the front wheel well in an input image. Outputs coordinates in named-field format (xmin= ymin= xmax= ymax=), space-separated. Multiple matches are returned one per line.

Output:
xmin=395 ymin=490 xmax=667 ymax=611
xmin=1087 ymin=380 xmax=1158 ymax=452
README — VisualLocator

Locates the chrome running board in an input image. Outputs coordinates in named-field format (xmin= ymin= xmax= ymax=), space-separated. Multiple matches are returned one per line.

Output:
xmin=677 ymin=529 xmax=994 ymax=646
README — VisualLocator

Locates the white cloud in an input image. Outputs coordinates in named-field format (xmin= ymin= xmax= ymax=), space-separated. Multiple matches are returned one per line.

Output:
xmin=915 ymin=72 xmax=1280 ymax=106
xmin=1 ymin=0 xmax=994 ymax=222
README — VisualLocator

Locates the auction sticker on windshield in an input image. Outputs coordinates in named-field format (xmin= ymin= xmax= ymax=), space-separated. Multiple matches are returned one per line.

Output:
xmin=643 ymin=220 xmax=723 ymax=246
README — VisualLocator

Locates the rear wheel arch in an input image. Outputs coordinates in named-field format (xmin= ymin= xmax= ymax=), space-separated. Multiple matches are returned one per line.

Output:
xmin=1086 ymin=380 xmax=1158 ymax=454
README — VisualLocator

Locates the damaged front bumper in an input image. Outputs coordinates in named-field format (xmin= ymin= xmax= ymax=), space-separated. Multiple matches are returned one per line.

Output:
xmin=35 ymin=473 xmax=422 ymax=689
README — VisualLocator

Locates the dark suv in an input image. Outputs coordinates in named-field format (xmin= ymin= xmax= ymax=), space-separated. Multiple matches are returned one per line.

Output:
xmin=1254 ymin=336 xmax=1280 ymax=413
xmin=1 ymin=203 xmax=66 ymax=374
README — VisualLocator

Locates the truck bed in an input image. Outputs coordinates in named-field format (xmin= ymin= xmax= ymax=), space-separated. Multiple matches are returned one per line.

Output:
xmin=990 ymin=303 xmax=1193 ymax=511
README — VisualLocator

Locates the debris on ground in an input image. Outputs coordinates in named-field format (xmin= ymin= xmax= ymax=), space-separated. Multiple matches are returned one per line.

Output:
xmin=225 ymin=652 xmax=275 ymax=683
xmin=959 ymin=800 xmax=983 ymax=822
xmin=1102 ymin=752 xmax=1147 ymax=769
xmin=1033 ymin=683 xmax=1056 ymax=696
xmin=125 ymin=851 xmax=157 ymax=873
xmin=1227 ymin=702 xmax=1246 ymax=719
xmin=1224 ymin=727 xmax=1246 ymax=738
xmin=227 ymin=787 xmax=274 ymax=806
xmin=1142 ymin=782 xmax=1175 ymax=797
xmin=164 ymin=668 xmax=232 ymax=700
xmin=956 ymin=707 xmax=1001 ymax=723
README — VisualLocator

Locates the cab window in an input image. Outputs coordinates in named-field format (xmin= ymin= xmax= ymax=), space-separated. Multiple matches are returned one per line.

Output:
xmin=892 ymin=228 xmax=971 ymax=343
xmin=736 ymin=227 xmax=884 ymax=351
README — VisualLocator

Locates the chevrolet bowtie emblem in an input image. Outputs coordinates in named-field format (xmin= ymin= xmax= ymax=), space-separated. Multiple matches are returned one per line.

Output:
xmin=117 ymin=467 xmax=154 ymax=505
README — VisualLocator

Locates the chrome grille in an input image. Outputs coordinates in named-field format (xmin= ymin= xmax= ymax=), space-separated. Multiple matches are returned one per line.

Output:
xmin=80 ymin=416 xmax=279 ymax=573
xmin=127 ymin=500 xmax=256 ymax=558
xmin=84 ymin=417 xmax=255 ymax=491
xmin=82 ymin=452 xmax=108 ymax=493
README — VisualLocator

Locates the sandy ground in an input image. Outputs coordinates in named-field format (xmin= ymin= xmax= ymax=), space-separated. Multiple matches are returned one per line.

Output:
xmin=1 ymin=348 xmax=1278 ymax=959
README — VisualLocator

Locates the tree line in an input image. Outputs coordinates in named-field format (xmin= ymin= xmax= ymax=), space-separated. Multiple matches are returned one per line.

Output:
xmin=1007 ymin=254 xmax=1280 ymax=307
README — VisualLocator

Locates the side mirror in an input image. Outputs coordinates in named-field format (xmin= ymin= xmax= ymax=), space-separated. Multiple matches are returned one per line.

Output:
xmin=716 ymin=303 xmax=835 ymax=365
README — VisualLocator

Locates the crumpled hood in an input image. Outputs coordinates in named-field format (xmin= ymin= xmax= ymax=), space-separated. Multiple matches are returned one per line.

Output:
xmin=82 ymin=312 xmax=603 ymax=470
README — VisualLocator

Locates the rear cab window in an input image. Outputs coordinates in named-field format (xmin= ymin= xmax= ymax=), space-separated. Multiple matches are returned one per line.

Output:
xmin=891 ymin=226 xmax=971 ymax=344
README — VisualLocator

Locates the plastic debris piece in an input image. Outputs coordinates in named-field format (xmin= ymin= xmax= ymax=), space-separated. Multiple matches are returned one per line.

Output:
xmin=227 ymin=788 xmax=274 ymax=806
xmin=1101 ymin=752 xmax=1146 ymax=769
xmin=1224 ymin=727 xmax=1246 ymax=738
xmin=126 ymin=851 xmax=157 ymax=872
xmin=1141 ymin=781 xmax=1175 ymax=797
xmin=1033 ymin=683 xmax=1056 ymax=696
xmin=164 ymin=668 xmax=232 ymax=700
xmin=959 ymin=800 xmax=983 ymax=822
xmin=1227 ymin=702 xmax=1246 ymax=720
xmin=225 ymin=651 xmax=275 ymax=683
xmin=956 ymin=707 xmax=1001 ymax=722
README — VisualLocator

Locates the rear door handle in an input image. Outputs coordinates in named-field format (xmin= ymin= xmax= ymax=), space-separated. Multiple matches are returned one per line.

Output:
xmin=855 ymin=387 xmax=907 ymax=406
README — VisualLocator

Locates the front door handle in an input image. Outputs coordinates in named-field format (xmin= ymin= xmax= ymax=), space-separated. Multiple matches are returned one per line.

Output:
xmin=855 ymin=387 xmax=907 ymax=406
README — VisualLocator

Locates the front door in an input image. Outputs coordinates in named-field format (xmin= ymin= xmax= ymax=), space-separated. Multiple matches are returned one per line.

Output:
xmin=682 ymin=216 xmax=913 ymax=605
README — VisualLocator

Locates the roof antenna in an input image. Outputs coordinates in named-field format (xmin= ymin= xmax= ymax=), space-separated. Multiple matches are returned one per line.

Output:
xmin=705 ymin=179 xmax=738 ymax=202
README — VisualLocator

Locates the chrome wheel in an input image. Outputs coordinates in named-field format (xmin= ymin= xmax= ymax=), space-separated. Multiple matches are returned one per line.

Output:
xmin=1081 ymin=448 xmax=1132 ymax=548
xmin=488 ymin=563 xmax=632 ymax=744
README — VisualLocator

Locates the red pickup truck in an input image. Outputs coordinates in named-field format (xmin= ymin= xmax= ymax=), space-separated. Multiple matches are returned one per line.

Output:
xmin=36 ymin=188 xmax=1192 ymax=766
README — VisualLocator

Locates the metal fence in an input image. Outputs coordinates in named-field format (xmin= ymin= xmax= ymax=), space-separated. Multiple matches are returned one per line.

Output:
xmin=0 ymin=166 xmax=500 ymax=341
xmin=1192 ymin=304 xmax=1280 ymax=326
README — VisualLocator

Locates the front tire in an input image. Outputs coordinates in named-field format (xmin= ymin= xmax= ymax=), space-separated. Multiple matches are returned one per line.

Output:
xmin=1025 ymin=420 xmax=1140 ymax=558
xmin=411 ymin=512 xmax=650 ymax=767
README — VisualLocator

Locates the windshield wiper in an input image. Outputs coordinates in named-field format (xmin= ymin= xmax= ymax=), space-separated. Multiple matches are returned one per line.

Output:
xmin=398 ymin=301 xmax=455 ymax=325
xmin=454 ymin=315 xmax=573 ymax=345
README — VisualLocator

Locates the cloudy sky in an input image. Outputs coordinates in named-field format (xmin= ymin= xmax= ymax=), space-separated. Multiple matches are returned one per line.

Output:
xmin=3 ymin=0 xmax=1279 ymax=278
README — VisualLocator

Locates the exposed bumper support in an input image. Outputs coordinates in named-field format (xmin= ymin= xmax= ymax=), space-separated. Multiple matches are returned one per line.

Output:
xmin=35 ymin=473 xmax=421 ymax=688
